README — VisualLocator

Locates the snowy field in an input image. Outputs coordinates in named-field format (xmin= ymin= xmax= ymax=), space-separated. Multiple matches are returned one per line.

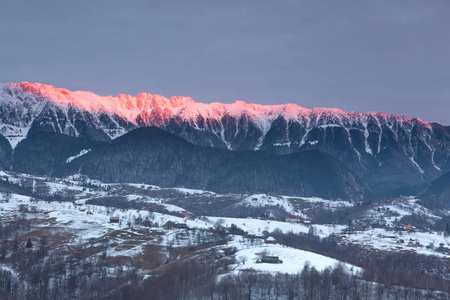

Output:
xmin=0 ymin=170 xmax=449 ymax=261
xmin=228 ymin=243 xmax=361 ymax=275
xmin=341 ymin=228 xmax=449 ymax=256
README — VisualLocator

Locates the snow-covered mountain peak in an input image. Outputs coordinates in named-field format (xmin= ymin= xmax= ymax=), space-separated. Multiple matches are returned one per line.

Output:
xmin=0 ymin=82 xmax=449 ymax=193
xmin=3 ymin=82 xmax=436 ymax=130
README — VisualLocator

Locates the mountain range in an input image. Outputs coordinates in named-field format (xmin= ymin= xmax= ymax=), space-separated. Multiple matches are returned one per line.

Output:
xmin=1 ymin=82 xmax=449 ymax=198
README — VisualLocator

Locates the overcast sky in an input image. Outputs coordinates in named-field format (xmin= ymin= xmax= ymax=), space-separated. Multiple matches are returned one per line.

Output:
xmin=1 ymin=0 xmax=449 ymax=124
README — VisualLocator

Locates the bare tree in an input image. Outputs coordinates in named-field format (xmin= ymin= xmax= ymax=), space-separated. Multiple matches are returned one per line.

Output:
xmin=238 ymin=255 xmax=247 ymax=265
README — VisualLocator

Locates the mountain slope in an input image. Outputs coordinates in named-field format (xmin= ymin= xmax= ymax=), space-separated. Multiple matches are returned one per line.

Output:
xmin=17 ymin=127 xmax=369 ymax=199
xmin=1 ymin=82 xmax=449 ymax=194
xmin=13 ymin=133 xmax=107 ymax=177
xmin=0 ymin=133 xmax=12 ymax=170
xmin=418 ymin=172 xmax=450 ymax=208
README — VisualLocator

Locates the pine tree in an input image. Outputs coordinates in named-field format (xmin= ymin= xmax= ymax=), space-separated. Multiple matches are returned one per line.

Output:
xmin=25 ymin=238 xmax=33 ymax=248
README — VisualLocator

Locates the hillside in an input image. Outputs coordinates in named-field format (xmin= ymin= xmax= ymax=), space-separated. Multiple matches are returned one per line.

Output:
xmin=419 ymin=172 xmax=450 ymax=208
xmin=0 ymin=134 xmax=12 ymax=170
xmin=12 ymin=132 xmax=107 ymax=177
xmin=0 ymin=170 xmax=448 ymax=299
xmin=29 ymin=127 xmax=370 ymax=199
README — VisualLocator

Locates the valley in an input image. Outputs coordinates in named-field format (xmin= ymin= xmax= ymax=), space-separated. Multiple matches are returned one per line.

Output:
xmin=0 ymin=171 xmax=449 ymax=299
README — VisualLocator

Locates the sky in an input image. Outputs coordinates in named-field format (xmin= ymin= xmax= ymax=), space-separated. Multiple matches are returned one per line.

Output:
xmin=1 ymin=0 xmax=449 ymax=124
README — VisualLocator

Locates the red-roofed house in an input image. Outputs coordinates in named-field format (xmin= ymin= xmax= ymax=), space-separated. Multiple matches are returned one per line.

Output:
xmin=265 ymin=236 xmax=277 ymax=244
xmin=286 ymin=215 xmax=297 ymax=223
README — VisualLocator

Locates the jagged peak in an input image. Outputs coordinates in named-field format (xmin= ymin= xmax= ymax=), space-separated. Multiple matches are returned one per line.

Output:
xmin=365 ymin=111 xmax=431 ymax=128
xmin=2 ymin=82 xmax=434 ymax=129
xmin=311 ymin=107 xmax=346 ymax=115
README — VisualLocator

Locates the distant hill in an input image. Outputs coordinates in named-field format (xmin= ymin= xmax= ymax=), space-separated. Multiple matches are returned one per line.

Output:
xmin=68 ymin=127 xmax=371 ymax=199
xmin=418 ymin=172 xmax=450 ymax=208
xmin=13 ymin=127 xmax=370 ymax=199
xmin=0 ymin=133 xmax=12 ymax=170
xmin=13 ymin=132 xmax=107 ymax=177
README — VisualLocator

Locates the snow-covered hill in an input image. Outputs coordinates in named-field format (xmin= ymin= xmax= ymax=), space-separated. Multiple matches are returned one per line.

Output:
xmin=0 ymin=170 xmax=449 ymax=298
xmin=0 ymin=170 xmax=448 ymax=257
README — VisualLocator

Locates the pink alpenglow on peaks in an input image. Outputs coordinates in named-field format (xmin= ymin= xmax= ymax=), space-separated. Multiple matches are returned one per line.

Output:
xmin=5 ymin=82 xmax=432 ymax=130
xmin=8 ymin=82 xmax=195 ymax=124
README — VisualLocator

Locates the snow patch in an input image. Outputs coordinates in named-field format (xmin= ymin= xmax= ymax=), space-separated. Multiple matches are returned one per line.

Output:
xmin=66 ymin=149 xmax=91 ymax=163
xmin=230 ymin=244 xmax=361 ymax=275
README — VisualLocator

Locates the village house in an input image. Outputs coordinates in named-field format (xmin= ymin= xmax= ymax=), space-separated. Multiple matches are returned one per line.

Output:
xmin=286 ymin=215 xmax=297 ymax=223
xmin=163 ymin=221 xmax=176 ymax=229
xmin=163 ymin=221 xmax=189 ymax=230
xmin=180 ymin=210 xmax=189 ymax=217
xmin=258 ymin=256 xmax=283 ymax=264
xmin=109 ymin=216 xmax=120 ymax=223
xmin=436 ymin=244 xmax=450 ymax=254
xmin=244 ymin=232 xmax=256 ymax=238
xmin=174 ymin=223 xmax=189 ymax=229
xmin=407 ymin=239 xmax=421 ymax=247
xmin=405 ymin=224 xmax=414 ymax=231
xmin=264 ymin=236 xmax=277 ymax=244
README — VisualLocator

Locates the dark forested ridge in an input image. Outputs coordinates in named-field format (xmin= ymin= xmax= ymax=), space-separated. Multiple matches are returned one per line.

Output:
xmin=0 ymin=134 xmax=12 ymax=170
xmin=68 ymin=127 xmax=371 ymax=199
xmin=12 ymin=132 xmax=107 ymax=177
xmin=418 ymin=171 xmax=450 ymax=208
xmin=13 ymin=127 xmax=370 ymax=199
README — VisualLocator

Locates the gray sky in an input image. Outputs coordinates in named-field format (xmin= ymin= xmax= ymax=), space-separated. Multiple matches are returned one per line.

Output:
xmin=1 ymin=0 xmax=449 ymax=124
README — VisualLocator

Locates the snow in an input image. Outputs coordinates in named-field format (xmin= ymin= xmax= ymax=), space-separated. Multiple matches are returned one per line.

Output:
xmin=318 ymin=124 xmax=342 ymax=128
xmin=0 ymin=194 xmax=110 ymax=244
xmin=229 ymin=244 xmax=361 ymax=275
xmin=239 ymin=194 xmax=297 ymax=214
xmin=238 ymin=194 xmax=352 ymax=217
xmin=0 ymin=264 xmax=19 ymax=280
xmin=273 ymin=142 xmax=292 ymax=147
xmin=0 ymin=170 xmax=448 ymax=264
xmin=1 ymin=82 xmax=436 ymax=146
xmin=173 ymin=187 xmax=215 ymax=195
xmin=0 ymin=124 xmax=32 ymax=148
xmin=408 ymin=155 xmax=424 ymax=174
xmin=340 ymin=228 xmax=449 ymax=256
xmin=364 ymin=197 xmax=443 ymax=226
xmin=127 ymin=183 xmax=161 ymax=190
xmin=66 ymin=149 xmax=91 ymax=163
xmin=209 ymin=216 xmax=305 ymax=235
xmin=363 ymin=122 xmax=373 ymax=155
xmin=64 ymin=173 xmax=105 ymax=187
xmin=8 ymin=81 xmax=384 ymax=133
xmin=288 ymin=196 xmax=353 ymax=211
